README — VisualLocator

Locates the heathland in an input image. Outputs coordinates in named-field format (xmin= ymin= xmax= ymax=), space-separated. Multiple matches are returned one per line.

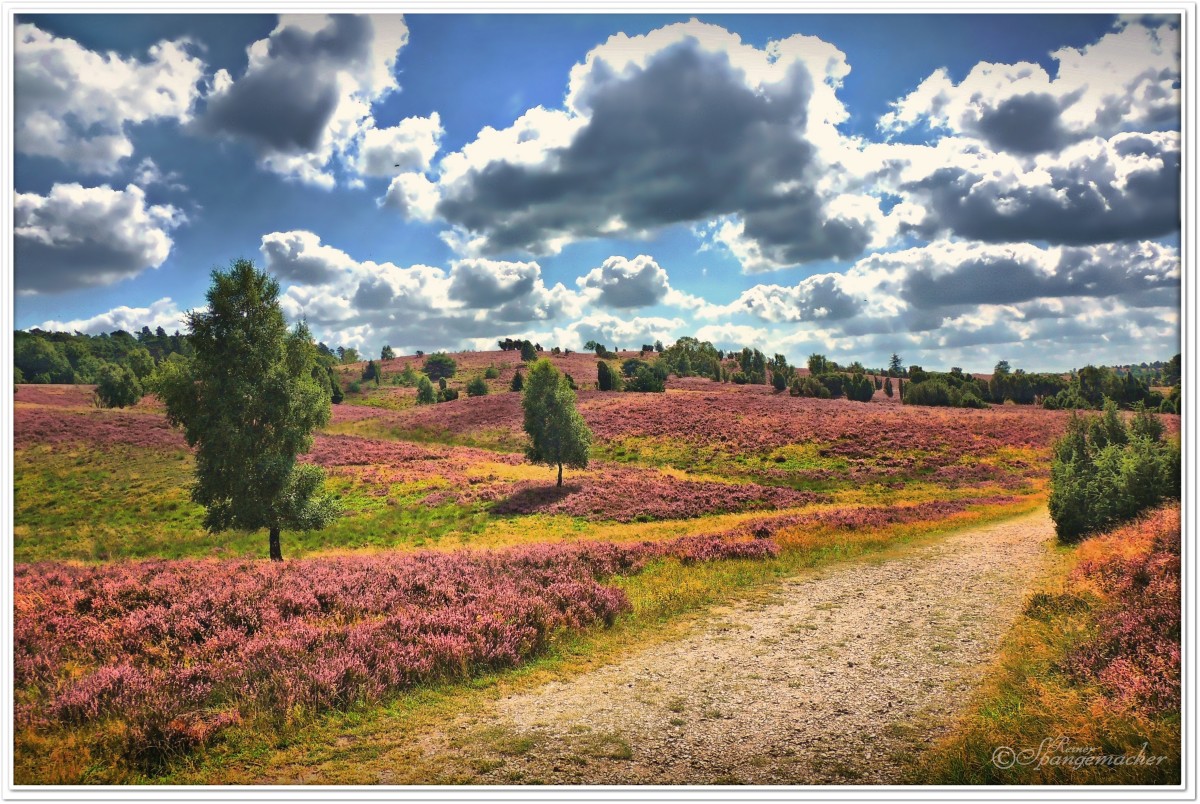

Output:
xmin=12 ymin=346 xmax=1181 ymax=784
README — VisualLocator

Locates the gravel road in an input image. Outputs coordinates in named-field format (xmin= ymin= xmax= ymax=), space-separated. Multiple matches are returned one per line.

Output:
xmin=431 ymin=509 xmax=1055 ymax=784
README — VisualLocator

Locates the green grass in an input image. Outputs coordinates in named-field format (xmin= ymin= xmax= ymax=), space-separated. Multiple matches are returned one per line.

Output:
xmin=14 ymin=445 xmax=492 ymax=562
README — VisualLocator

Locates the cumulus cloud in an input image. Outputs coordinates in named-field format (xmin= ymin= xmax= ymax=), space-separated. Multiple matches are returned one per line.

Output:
xmin=880 ymin=17 xmax=1180 ymax=153
xmin=899 ymin=131 xmax=1179 ymax=245
xmin=575 ymin=254 xmax=706 ymax=310
xmin=703 ymin=273 xmax=862 ymax=323
xmin=198 ymin=14 xmax=418 ymax=187
xmin=433 ymin=20 xmax=880 ymax=267
xmin=259 ymin=231 xmax=582 ymax=352
xmin=379 ymin=172 xmax=440 ymax=220
xmin=15 ymin=183 xmax=185 ymax=294
xmin=552 ymin=313 xmax=686 ymax=352
xmin=14 ymin=22 xmax=206 ymax=172
xmin=35 ymin=297 xmax=190 ymax=335
xmin=352 ymin=112 xmax=443 ymax=177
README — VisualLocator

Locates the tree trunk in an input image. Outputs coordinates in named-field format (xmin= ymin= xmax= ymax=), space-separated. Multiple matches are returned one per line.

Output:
xmin=269 ymin=526 xmax=283 ymax=562
xmin=557 ymin=462 xmax=563 ymax=487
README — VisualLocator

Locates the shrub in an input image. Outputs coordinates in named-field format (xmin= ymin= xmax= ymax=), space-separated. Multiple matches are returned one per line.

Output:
xmin=510 ymin=370 xmax=524 ymax=392
xmin=1049 ymin=401 xmax=1179 ymax=543
xmin=347 ymin=380 xmax=362 ymax=395
xmin=438 ymin=387 xmax=460 ymax=402
xmin=483 ymin=366 xmax=500 ymax=380
xmin=624 ymin=365 xmax=665 ymax=393
xmin=416 ymin=376 xmax=436 ymax=405
xmin=845 ymin=373 xmax=874 ymax=402
xmin=884 ymin=377 xmax=893 ymax=397
xmin=772 ymin=372 xmax=787 ymax=392
xmin=422 ymin=353 xmax=457 ymax=381
xmin=94 ymin=364 xmax=142 ymax=409
xmin=520 ymin=342 xmax=538 ymax=362
xmin=597 ymin=361 xmax=621 ymax=391
xmin=816 ymin=373 xmax=844 ymax=399
xmin=789 ymin=375 xmax=829 ymax=399
xmin=466 ymin=376 xmax=489 ymax=397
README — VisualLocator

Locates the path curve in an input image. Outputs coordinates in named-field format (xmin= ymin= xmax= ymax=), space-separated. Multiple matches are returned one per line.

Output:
xmin=427 ymin=509 xmax=1055 ymax=784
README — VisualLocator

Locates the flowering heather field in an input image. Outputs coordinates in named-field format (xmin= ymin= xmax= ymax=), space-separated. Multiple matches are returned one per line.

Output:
xmin=15 ymin=533 xmax=775 ymax=770
xmin=1067 ymin=504 xmax=1181 ymax=714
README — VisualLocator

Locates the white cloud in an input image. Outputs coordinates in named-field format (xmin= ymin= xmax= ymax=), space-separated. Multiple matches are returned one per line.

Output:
xmin=433 ymin=20 xmax=881 ymax=266
xmin=15 ymin=183 xmax=185 ymax=293
xmin=379 ymin=172 xmax=440 ymax=221
xmin=880 ymin=18 xmax=1180 ymax=152
xmin=198 ymin=14 xmax=411 ymax=187
xmin=14 ymin=23 xmax=206 ymax=172
xmin=352 ymin=112 xmax=443 ymax=177
xmin=575 ymin=254 xmax=711 ymax=312
xmin=35 ymin=297 xmax=190 ymax=335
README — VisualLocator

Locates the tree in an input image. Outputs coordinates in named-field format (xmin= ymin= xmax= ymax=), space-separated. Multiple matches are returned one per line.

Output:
xmin=510 ymin=370 xmax=524 ymax=392
xmin=522 ymin=359 xmax=593 ymax=486
xmin=466 ymin=376 xmax=489 ymax=396
xmin=127 ymin=346 xmax=155 ymax=380
xmin=380 ymin=345 xmax=396 ymax=361
xmin=808 ymin=353 xmax=829 ymax=376
xmin=95 ymin=363 xmax=143 ymax=408
xmin=326 ymin=366 xmax=344 ymax=404
xmin=340 ymin=347 xmax=360 ymax=365
xmin=362 ymin=360 xmax=379 ymax=383
xmin=888 ymin=353 xmax=904 ymax=377
xmin=416 ymin=375 xmax=436 ymax=404
xmin=423 ymin=352 xmax=457 ymax=381
xmin=884 ymin=376 xmax=894 ymax=398
xmin=153 ymin=260 xmax=341 ymax=562
xmin=597 ymin=360 xmax=619 ymax=391
xmin=520 ymin=342 xmax=538 ymax=362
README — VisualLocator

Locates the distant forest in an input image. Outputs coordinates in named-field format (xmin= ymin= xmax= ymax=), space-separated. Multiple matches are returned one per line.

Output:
xmin=12 ymin=326 xmax=1181 ymax=414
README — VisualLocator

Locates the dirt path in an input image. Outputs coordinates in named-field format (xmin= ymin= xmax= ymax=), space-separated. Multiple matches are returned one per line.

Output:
xmin=399 ymin=509 xmax=1055 ymax=784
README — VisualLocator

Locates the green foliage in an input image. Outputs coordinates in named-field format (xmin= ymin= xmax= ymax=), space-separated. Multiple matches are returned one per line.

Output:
xmin=1162 ymin=353 xmax=1181 ymax=387
xmin=772 ymin=372 xmax=787 ymax=392
xmin=466 ymin=376 xmax=489 ymax=397
xmin=126 ymin=347 xmax=155 ymax=380
xmin=520 ymin=342 xmax=538 ymax=362
xmin=902 ymin=377 xmax=987 ymax=408
xmin=153 ymin=260 xmax=341 ymax=560
xmin=416 ymin=375 xmax=436 ymax=405
xmin=789 ymin=375 xmax=830 ymax=399
xmin=347 ymin=380 xmax=362 ymax=395
xmin=380 ymin=345 xmax=395 ymax=361
xmin=94 ymin=363 xmax=143 ymax=408
xmin=816 ymin=373 xmax=844 ymax=399
xmin=395 ymin=363 xmax=421 ymax=387
xmin=422 ymin=353 xmax=458 ymax=381
xmin=522 ymin=359 xmax=593 ymax=486
xmin=624 ymin=365 xmax=665 ymax=393
xmin=361 ymin=360 xmax=380 ymax=383
xmin=326 ymin=366 xmax=343 ymax=404
xmin=597 ymin=361 xmax=621 ymax=391
xmin=15 ymin=366 xmax=25 ymax=385
xmin=844 ymin=373 xmax=875 ymax=402
xmin=1049 ymin=401 xmax=1179 ymax=543
xmin=808 ymin=353 xmax=831 ymax=376
xmin=438 ymin=387 xmax=459 ymax=402
xmin=14 ymin=336 xmax=73 ymax=383
xmin=660 ymin=337 xmax=721 ymax=379
xmin=884 ymin=376 xmax=893 ymax=397
xmin=510 ymin=370 xmax=524 ymax=392
xmin=338 ymin=347 xmax=360 ymax=365
xmin=888 ymin=353 xmax=904 ymax=376
xmin=484 ymin=365 xmax=500 ymax=380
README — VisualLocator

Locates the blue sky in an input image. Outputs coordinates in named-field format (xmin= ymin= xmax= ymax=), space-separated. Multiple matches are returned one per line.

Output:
xmin=12 ymin=13 xmax=1180 ymax=371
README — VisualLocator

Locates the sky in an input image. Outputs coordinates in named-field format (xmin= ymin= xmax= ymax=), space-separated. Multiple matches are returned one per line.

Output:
xmin=11 ymin=12 xmax=1182 ymax=371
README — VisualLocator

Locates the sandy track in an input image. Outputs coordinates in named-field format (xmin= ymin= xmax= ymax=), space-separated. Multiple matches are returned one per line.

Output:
xmin=415 ymin=510 xmax=1055 ymax=784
